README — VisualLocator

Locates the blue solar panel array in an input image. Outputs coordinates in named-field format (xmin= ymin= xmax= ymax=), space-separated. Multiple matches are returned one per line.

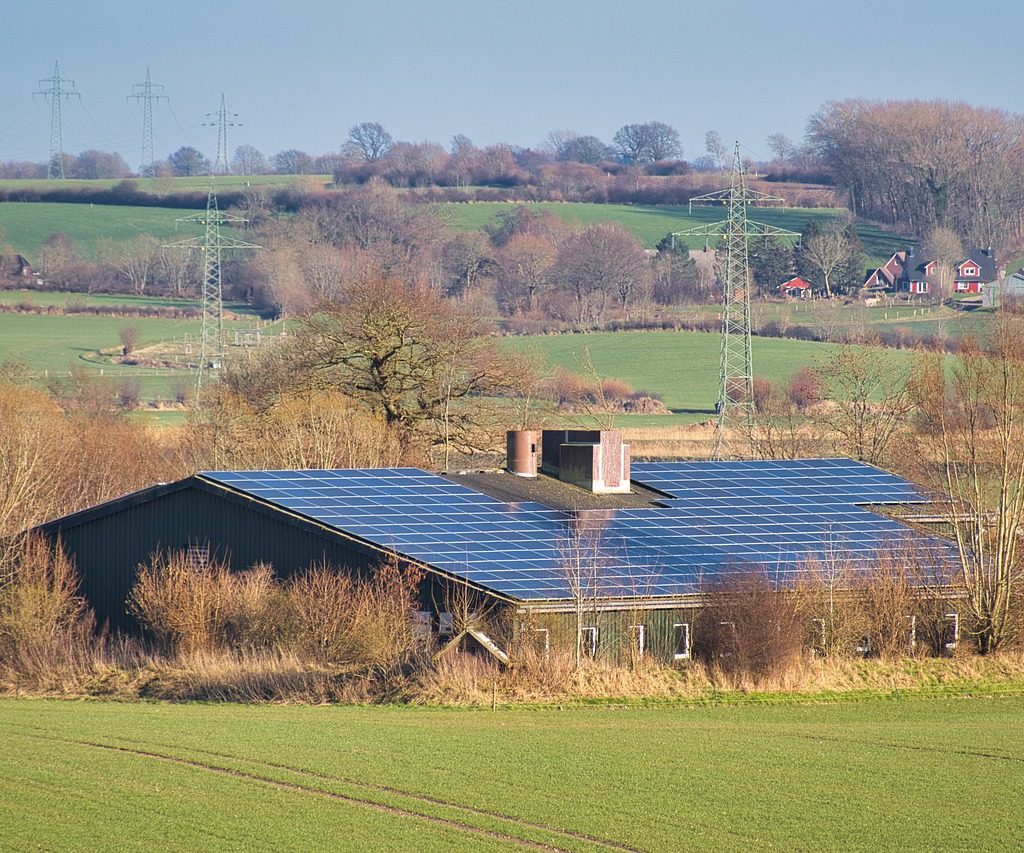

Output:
xmin=201 ymin=460 xmax=954 ymax=601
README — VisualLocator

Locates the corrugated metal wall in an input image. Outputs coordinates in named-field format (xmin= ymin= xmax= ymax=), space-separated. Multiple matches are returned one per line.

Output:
xmin=46 ymin=484 xmax=385 ymax=628
xmin=518 ymin=607 xmax=699 ymax=665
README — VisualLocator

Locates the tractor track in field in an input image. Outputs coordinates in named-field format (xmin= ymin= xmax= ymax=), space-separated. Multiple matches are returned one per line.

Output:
xmin=780 ymin=730 xmax=1024 ymax=764
xmin=152 ymin=741 xmax=646 ymax=853
xmin=6 ymin=725 xmax=644 ymax=853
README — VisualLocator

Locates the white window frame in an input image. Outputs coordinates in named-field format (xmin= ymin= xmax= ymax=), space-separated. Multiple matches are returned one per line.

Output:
xmin=531 ymin=627 xmax=550 ymax=655
xmin=413 ymin=610 xmax=432 ymax=640
xmin=944 ymin=612 xmax=960 ymax=650
xmin=438 ymin=611 xmax=455 ymax=637
xmin=629 ymin=624 xmax=646 ymax=658
xmin=581 ymin=626 xmax=598 ymax=658
xmin=673 ymin=622 xmax=691 ymax=660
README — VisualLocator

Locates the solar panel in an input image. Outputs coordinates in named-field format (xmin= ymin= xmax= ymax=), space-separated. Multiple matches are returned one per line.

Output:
xmin=200 ymin=460 xmax=955 ymax=602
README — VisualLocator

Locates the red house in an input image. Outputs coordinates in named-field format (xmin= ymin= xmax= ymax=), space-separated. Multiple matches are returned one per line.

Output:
xmin=863 ymin=251 xmax=907 ymax=291
xmin=954 ymin=248 xmax=998 ymax=294
xmin=778 ymin=276 xmax=813 ymax=298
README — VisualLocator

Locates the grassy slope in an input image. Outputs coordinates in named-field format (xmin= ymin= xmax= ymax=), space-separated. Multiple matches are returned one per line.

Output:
xmin=507 ymin=330 xmax=919 ymax=418
xmin=0 ymin=174 xmax=331 ymax=193
xmin=1 ymin=697 xmax=1022 ymax=851
xmin=0 ymin=196 xmax=907 ymax=266
xmin=443 ymin=201 xmax=908 ymax=264
xmin=0 ymin=202 xmax=203 ymax=260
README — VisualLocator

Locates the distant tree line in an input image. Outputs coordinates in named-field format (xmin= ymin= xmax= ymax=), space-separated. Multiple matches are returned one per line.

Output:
xmin=808 ymin=99 xmax=1024 ymax=246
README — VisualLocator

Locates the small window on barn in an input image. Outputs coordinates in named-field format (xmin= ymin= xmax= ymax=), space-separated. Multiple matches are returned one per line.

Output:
xmin=413 ymin=611 xmax=432 ymax=640
xmin=185 ymin=544 xmax=210 ymax=571
xmin=944 ymin=612 xmax=960 ymax=650
xmin=531 ymin=628 xmax=550 ymax=656
xmin=673 ymin=623 xmax=691 ymax=660
xmin=629 ymin=624 xmax=646 ymax=658
xmin=438 ymin=612 xmax=454 ymax=636
xmin=811 ymin=618 xmax=826 ymax=655
xmin=581 ymin=626 xmax=599 ymax=657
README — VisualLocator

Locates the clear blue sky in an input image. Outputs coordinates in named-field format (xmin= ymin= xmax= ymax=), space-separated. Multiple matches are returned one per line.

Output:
xmin=3 ymin=0 xmax=1023 ymax=168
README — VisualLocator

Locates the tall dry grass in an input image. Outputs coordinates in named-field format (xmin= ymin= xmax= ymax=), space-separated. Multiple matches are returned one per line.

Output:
xmin=129 ymin=550 xmax=426 ymax=671
xmin=285 ymin=560 xmax=425 ymax=671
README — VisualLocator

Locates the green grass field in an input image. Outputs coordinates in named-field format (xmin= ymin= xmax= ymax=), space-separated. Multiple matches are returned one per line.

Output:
xmin=443 ymin=202 xmax=908 ymax=265
xmin=1 ymin=696 xmax=1021 ymax=851
xmin=0 ymin=202 xmax=203 ymax=260
xmin=0 ymin=195 xmax=907 ymax=268
xmin=507 ymin=330 xmax=920 ymax=421
xmin=0 ymin=174 xmax=331 ymax=193
xmin=0 ymin=302 xmax=933 ymax=421
xmin=0 ymin=300 xmax=278 ymax=401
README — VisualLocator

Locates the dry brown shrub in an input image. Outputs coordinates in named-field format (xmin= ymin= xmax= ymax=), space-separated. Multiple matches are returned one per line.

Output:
xmin=409 ymin=648 xmax=701 ymax=705
xmin=284 ymin=559 xmax=425 ymax=671
xmin=598 ymin=377 xmax=634 ymax=405
xmin=694 ymin=570 xmax=806 ymax=683
xmin=546 ymin=367 xmax=589 ymax=406
xmin=128 ymin=551 xmax=284 ymax=655
xmin=0 ymin=535 xmax=89 ymax=664
xmin=797 ymin=554 xmax=868 ymax=657
xmin=859 ymin=556 xmax=918 ymax=659
xmin=139 ymin=648 xmax=373 ymax=704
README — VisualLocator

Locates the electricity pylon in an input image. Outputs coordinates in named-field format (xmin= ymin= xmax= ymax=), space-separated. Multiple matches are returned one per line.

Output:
xmin=672 ymin=142 xmax=799 ymax=458
xmin=127 ymin=68 xmax=168 ymax=174
xmin=166 ymin=179 xmax=259 ymax=397
xmin=203 ymin=94 xmax=240 ymax=174
xmin=34 ymin=62 xmax=80 ymax=179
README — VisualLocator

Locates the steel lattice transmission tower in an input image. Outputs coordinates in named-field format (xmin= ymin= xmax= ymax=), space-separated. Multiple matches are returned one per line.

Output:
xmin=167 ymin=179 xmax=259 ymax=397
xmin=204 ymin=93 xmax=240 ymax=174
xmin=34 ymin=62 xmax=80 ymax=179
xmin=127 ymin=69 xmax=168 ymax=175
xmin=672 ymin=142 xmax=799 ymax=458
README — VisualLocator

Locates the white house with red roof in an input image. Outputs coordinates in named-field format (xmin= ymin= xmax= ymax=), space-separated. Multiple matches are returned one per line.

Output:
xmin=778 ymin=275 xmax=813 ymax=298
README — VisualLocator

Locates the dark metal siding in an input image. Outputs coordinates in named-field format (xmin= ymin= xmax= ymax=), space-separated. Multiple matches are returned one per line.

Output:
xmin=45 ymin=485 xmax=383 ymax=628
xmin=519 ymin=607 xmax=699 ymax=665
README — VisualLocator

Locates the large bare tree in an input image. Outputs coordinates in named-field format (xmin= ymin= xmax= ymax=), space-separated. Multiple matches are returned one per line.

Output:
xmin=808 ymin=98 xmax=1024 ymax=246
xmin=345 ymin=122 xmax=393 ymax=162
xmin=911 ymin=316 xmax=1024 ymax=652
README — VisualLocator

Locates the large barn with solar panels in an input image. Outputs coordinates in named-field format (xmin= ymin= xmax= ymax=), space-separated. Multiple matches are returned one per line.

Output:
xmin=39 ymin=430 xmax=958 ymax=664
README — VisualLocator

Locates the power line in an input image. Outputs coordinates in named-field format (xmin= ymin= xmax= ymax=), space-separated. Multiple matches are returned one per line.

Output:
xmin=34 ymin=61 xmax=80 ymax=179
xmin=672 ymin=141 xmax=800 ymax=459
xmin=127 ymin=68 xmax=169 ymax=174
xmin=203 ymin=93 xmax=240 ymax=174
xmin=166 ymin=178 xmax=260 ymax=398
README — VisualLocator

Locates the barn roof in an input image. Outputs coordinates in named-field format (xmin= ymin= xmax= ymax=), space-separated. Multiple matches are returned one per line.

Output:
xmin=188 ymin=459 xmax=954 ymax=603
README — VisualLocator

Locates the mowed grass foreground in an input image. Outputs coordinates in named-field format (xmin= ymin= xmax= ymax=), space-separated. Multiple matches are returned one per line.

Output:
xmin=1 ymin=697 xmax=1021 ymax=851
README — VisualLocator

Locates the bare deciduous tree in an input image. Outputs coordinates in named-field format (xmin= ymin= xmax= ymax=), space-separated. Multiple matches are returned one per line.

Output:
xmin=705 ymin=130 xmax=727 ymax=170
xmin=345 ymin=122 xmax=393 ymax=162
xmin=911 ymin=317 xmax=1024 ymax=652
xmin=813 ymin=341 xmax=914 ymax=466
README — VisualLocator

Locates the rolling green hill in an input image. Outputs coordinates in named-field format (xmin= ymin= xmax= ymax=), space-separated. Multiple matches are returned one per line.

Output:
xmin=506 ymin=329 xmax=920 ymax=419
xmin=443 ymin=202 xmax=908 ymax=265
xmin=0 ymin=202 xmax=203 ymax=260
